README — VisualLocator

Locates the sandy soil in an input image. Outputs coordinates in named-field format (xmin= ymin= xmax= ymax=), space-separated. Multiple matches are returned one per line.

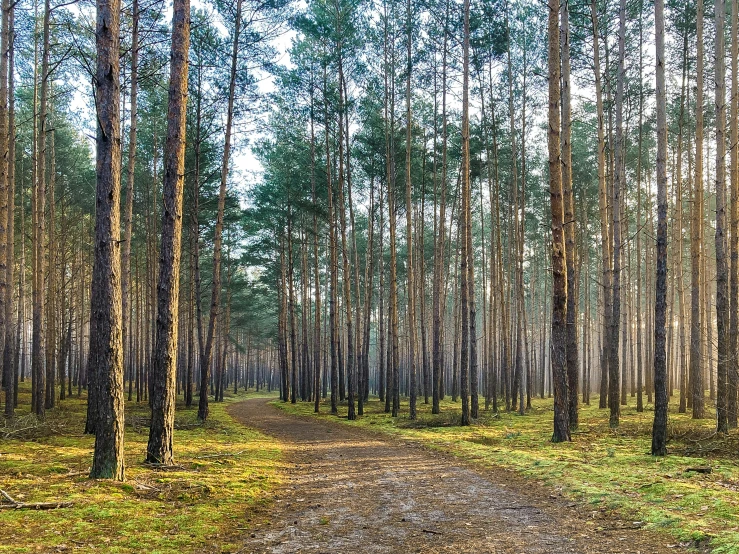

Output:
xmin=228 ymin=398 xmax=697 ymax=554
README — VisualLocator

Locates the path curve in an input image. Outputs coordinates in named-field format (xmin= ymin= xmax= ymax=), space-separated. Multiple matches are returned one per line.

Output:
xmin=228 ymin=398 xmax=690 ymax=554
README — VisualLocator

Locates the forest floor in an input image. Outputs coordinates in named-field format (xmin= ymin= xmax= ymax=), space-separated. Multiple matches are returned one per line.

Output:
xmin=234 ymin=396 xmax=712 ymax=554
xmin=267 ymin=394 xmax=739 ymax=554
xmin=0 ymin=385 xmax=281 ymax=553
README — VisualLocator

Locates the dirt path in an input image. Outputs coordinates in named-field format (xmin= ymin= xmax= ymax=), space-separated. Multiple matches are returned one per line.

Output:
xmin=228 ymin=399 xmax=692 ymax=554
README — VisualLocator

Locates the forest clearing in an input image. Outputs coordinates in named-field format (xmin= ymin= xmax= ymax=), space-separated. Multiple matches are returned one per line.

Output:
xmin=2 ymin=0 xmax=739 ymax=550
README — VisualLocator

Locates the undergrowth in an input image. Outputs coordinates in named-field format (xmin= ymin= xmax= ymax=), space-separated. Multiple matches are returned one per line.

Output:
xmin=0 ymin=384 xmax=281 ymax=554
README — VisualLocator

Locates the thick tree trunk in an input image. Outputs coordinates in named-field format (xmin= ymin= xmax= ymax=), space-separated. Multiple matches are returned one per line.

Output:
xmin=147 ymin=0 xmax=190 ymax=465
xmin=89 ymin=0 xmax=125 ymax=480
xmin=548 ymin=0 xmax=570 ymax=442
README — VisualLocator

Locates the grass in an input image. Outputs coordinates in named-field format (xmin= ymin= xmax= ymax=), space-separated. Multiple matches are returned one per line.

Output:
xmin=0 ymin=383 xmax=281 ymax=554
xmin=276 ymin=392 xmax=739 ymax=553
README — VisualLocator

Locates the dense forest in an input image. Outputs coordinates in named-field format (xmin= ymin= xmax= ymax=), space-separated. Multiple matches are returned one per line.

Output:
xmin=0 ymin=0 xmax=736 ymax=483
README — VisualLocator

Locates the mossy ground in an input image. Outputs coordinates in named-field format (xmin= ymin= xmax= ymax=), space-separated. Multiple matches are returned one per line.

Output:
xmin=0 ymin=383 xmax=281 ymax=554
xmin=276 ymin=393 xmax=739 ymax=553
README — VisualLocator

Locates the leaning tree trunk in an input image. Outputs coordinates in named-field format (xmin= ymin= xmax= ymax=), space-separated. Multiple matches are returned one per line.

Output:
xmin=89 ymin=0 xmax=125 ymax=480
xmin=147 ymin=0 xmax=190 ymax=465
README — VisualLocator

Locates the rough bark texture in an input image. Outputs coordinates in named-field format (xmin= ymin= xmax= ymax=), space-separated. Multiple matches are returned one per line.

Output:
xmin=89 ymin=0 xmax=125 ymax=480
xmin=147 ymin=0 xmax=190 ymax=465
xmin=561 ymin=0 xmax=578 ymax=430
xmin=652 ymin=0 xmax=669 ymax=456
xmin=548 ymin=0 xmax=570 ymax=443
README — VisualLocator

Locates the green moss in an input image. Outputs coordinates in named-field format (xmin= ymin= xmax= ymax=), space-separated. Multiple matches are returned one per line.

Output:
xmin=275 ymin=394 xmax=739 ymax=552
xmin=0 ymin=384 xmax=281 ymax=553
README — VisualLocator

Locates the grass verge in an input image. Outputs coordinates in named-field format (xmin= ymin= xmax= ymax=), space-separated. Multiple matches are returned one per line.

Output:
xmin=0 ymin=384 xmax=280 ymax=554
xmin=275 ymin=393 xmax=739 ymax=553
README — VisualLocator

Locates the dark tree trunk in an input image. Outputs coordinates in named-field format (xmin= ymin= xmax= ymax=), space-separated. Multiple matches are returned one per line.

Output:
xmin=89 ymin=0 xmax=125 ymax=480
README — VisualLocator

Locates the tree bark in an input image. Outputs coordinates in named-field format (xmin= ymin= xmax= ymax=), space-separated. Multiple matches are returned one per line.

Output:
xmin=89 ymin=0 xmax=125 ymax=480
xmin=548 ymin=0 xmax=570 ymax=442
xmin=652 ymin=0 xmax=669 ymax=456
xmin=147 ymin=0 xmax=190 ymax=465
xmin=716 ymin=0 xmax=729 ymax=434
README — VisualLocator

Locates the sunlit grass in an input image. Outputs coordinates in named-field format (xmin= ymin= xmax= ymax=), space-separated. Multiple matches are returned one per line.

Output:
xmin=0 ymin=384 xmax=281 ymax=554
xmin=276 ymin=391 xmax=739 ymax=552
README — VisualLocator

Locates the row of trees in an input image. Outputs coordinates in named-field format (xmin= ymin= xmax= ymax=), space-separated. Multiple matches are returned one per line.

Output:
xmin=255 ymin=0 xmax=739 ymax=454
xmin=0 ymin=0 xmax=287 ymax=480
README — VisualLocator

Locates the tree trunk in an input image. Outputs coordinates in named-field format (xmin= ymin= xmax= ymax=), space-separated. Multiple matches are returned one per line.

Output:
xmin=591 ymin=0 xmax=610 ymax=412
xmin=147 ymin=0 xmax=190 ymax=465
xmin=197 ymin=0 xmax=242 ymax=422
xmin=548 ymin=0 xmax=570 ymax=442
xmin=609 ymin=0 xmax=625 ymax=428
xmin=561 ymin=0 xmax=578 ymax=429
xmin=89 ymin=0 xmax=125 ymax=480
xmin=716 ymin=0 xmax=729 ymax=434
xmin=405 ymin=0 xmax=416 ymax=420
xmin=652 ymin=0 xmax=669 ymax=456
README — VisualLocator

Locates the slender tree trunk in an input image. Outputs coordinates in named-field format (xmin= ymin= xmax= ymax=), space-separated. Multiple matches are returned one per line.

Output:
xmin=32 ymin=0 xmax=49 ymax=419
xmin=609 ymin=0 xmax=625 ymax=428
xmin=121 ymin=0 xmax=139 ymax=408
xmin=432 ymin=0 xmax=449 ymax=415
xmin=591 ymin=0 xmax=610 ymax=411
xmin=198 ymin=0 xmax=241 ymax=422
xmin=2 ymin=0 xmax=13 ymax=417
xmin=716 ymin=0 xmax=729 ymax=434
xmin=561 ymin=0 xmax=578 ymax=429
xmin=459 ymin=0 xmax=471 ymax=426
xmin=729 ymin=0 xmax=739 ymax=427
xmin=652 ymin=0 xmax=669 ymax=456
xmin=405 ymin=0 xmax=416 ymax=419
